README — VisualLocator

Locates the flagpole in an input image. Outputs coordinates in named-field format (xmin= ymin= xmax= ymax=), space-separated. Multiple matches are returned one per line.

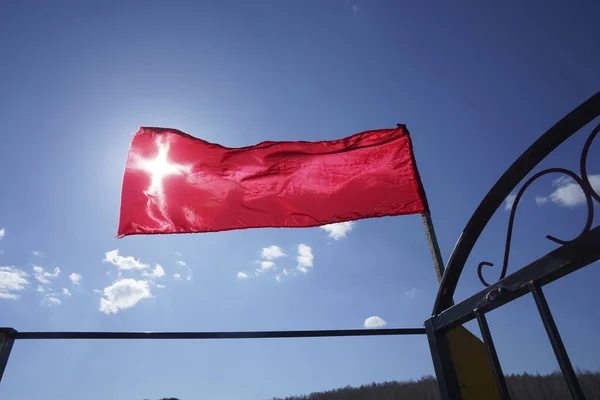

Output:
xmin=421 ymin=211 xmax=445 ymax=283
xmin=403 ymin=124 xmax=446 ymax=284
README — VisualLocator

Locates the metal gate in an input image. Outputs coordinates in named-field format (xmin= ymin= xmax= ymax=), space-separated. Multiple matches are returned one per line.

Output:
xmin=425 ymin=91 xmax=600 ymax=399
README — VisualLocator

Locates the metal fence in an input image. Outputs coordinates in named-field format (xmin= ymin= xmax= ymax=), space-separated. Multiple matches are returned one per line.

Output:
xmin=426 ymin=91 xmax=600 ymax=399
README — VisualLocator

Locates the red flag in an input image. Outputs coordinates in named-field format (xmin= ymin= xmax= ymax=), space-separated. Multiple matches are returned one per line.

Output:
xmin=117 ymin=126 xmax=428 ymax=237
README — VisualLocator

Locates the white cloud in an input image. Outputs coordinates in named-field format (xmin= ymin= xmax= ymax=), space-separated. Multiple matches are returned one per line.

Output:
xmin=0 ymin=228 xmax=5 ymax=239
xmin=320 ymin=221 xmax=354 ymax=240
xmin=275 ymin=268 xmax=296 ymax=282
xmin=364 ymin=316 xmax=386 ymax=329
xmin=296 ymin=244 xmax=314 ymax=273
xmin=237 ymin=272 xmax=249 ymax=280
xmin=143 ymin=264 xmax=165 ymax=279
xmin=549 ymin=174 xmax=600 ymax=207
xmin=504 ymin=193 xmax=517 ymax=211
xmin=43 ymin=296 xmax=61 ymax=307
xmin=103 ymin=249 xmax=148 ymax=270
xmin=156 ymin=284 xmax=166 ymax=289
xmin=173 ymin=273 xmax=182 ymax=280
xmin=553 ymin=175 xmax=572 ymax=187
xmin=69 ymin=273 xmax=82 ymax=285
xmin=260 ymin=261 xmax=275 ymax=270
xmin=32 ymin=265 xmax=60 ymax=284
xmin=0 ymin=266 xmax=29 ymax=300
xmin=175 ymin=260 xmax=192 ymax=280
xmin=261 ymin=246 xmax=286 ymax=260
xmin=352 ymin=3 xmax=359 ymax=13
xmin=405 ymin=287 xmax=417 ymax=300
xmin=175 ymin=251 xmax=182 ymax=257
xmin=535 ymin=195 xmax=549 ymax=205
xmin=36 ymin=285 xmax=45 ymax=293
xmin=32 ymin=251 xmax=43 ymax=257
xmin=61 ymin=288 xmax=71 ymax=297
xmin=99 ymin=279 xmax=152 ymax=314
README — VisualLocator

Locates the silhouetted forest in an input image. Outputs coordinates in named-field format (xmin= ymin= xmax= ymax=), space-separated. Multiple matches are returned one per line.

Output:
xmin=149 ymin=370 xmax=600 ymax=400
xmin=269 ymin=370 xmax=600 ymax=400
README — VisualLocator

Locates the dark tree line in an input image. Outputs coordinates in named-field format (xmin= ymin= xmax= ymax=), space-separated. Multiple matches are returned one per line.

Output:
xmin=145 ymin=370 xmax=600 ymax=399
xmin=269 ymin=370 xmax=600 ymax=400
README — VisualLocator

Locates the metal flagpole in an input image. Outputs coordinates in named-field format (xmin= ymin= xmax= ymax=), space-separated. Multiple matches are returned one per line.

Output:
xmin=422 ymin=211 xmax=446 ymax=283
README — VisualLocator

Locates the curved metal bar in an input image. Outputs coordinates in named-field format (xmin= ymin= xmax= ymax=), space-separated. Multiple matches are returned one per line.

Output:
xmin=433 ymin=91 xmax=600 ymax=315
xmin=580 ymin=123 xmax=600 ymax=203
xmin=476 ymin=168 xmax=594 ymax=286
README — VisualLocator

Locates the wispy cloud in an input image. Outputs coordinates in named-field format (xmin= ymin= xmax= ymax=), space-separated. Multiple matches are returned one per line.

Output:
xmin=32 ymin=251 xmax=43 ymax=257
xmin=173 ymin=273 xmax=182 ymax=280
xmin=0 ymin=228 xmax=5 ymax=240
xmin=364 ymin=316 xmax=386 ymax=329
xmin=143 ymin=264 xmax=165 ymax=279
xmin=175 ymin=251 xmax=182 ymax=257
xmin=549 ymin=174 xmax=600 ymax=207
xmin=241 ymin=245 xmax=288 ymax=281
xmin=535 ymin=195 xmax=549 ymax=205
xmin=32 ymin=265 xmax=60 ymax=284
xmin=320 ymin=221 xmax=354 ymax=240
xmin=352 ymin=3 xmax=359 ymax=13
xmin=0 ymin=266 xmax=29 ymax=300
xmin=504 ymin=193 xmax=517 ymax=211
xmin=296 ymin=244 xmax=314 ymax=273
xmin=261 ymin=246 xmax=286 ymax=260
xmin=69 ymin=273 xmax=82 ymax=285
xmin=405 ymin=287 xmax=417 ymax=300
xmin=99 ymin=279 xmax=152 ymax=314
xmin=175 ymin=260 xmax=192 ymax=280
xmin=103 ymin=250 xmax=148 ymax=270
xmin=553 ymin=175 xmax=572 ymax=187
xmin=274 ymin=244 xmax=315 ymax=281
xmin=43 ymin=296 xmax=61 ymax=307
xmin=61 ymin=288 xmax=71 ymax=297
xmin=275 ymin=268 xmax=295 ymax=282
xmin=38 ymin=287 xmax=62 ymax=306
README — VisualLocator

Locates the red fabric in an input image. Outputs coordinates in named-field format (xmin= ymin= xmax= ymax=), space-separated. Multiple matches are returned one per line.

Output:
xmin=117 ymin=126 xmax=427 ymax=237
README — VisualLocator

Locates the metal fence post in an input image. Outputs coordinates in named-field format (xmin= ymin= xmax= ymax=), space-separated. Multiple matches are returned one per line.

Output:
xmin=0 ymin=328 xmax=17 ymax=384
xmin=425 ymin=321 xmax=462 ymax=399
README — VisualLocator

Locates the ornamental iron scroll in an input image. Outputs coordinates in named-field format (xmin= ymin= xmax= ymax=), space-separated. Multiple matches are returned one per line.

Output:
xmin=477 ymin=123 xmax=599 ymax=287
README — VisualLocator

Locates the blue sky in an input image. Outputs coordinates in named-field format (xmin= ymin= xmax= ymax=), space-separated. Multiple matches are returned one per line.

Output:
xmin=0 ymin=1 xmax=599 ymax=399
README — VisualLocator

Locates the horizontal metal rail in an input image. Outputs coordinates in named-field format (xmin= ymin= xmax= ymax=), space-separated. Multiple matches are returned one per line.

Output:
xmin=10 ymin=328 xmax=426 ymax=340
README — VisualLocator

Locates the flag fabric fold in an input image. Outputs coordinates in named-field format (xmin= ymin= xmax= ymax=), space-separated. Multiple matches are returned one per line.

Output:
xmin=117 ymin=126 xmax=428 ymax=237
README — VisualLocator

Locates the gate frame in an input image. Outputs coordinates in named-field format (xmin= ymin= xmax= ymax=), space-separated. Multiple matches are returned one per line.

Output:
xmin=426 ymin=91 xmax=600 ymax=400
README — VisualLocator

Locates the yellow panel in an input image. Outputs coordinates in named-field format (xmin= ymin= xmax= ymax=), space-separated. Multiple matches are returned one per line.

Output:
xmin=446 ymin=326 xmax=501 ymax=400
